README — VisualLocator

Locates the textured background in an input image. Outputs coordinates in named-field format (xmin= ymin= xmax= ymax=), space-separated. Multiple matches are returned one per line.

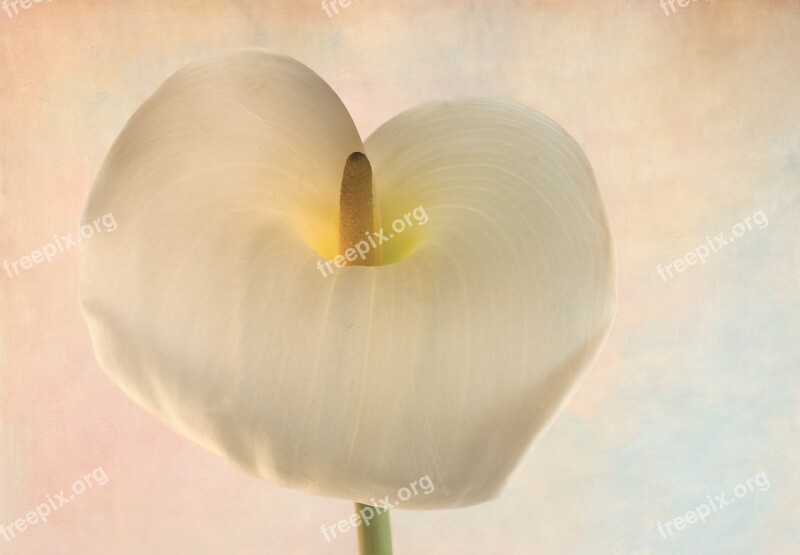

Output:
xmin=1 ymin=1 xmax=799 ymax=553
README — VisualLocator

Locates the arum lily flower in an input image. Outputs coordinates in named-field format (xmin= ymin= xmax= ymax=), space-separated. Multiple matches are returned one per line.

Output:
xmin=80 ymin=49 xmax=616 ymax=552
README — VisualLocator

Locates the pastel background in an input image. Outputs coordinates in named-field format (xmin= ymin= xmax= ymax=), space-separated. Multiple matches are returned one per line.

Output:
xmin=1 ymin=0 xmax=798 ymax=553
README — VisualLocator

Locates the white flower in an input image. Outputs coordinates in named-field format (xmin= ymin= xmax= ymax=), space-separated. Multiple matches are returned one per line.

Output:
xmin=80 ymin=49 xmax=616 ymax=509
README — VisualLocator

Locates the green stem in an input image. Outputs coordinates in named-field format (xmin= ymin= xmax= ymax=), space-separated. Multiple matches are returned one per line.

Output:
xmin=355 ymin=503 xmax=393 ymax=555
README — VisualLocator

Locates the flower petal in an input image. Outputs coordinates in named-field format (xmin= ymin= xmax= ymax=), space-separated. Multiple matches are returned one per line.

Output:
xmin=359 ymin=98 xmax=617 ymax=506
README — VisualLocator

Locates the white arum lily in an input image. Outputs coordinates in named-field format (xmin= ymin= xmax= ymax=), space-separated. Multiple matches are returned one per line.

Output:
xmin=80 ymin=49 xmax=616 ymax=547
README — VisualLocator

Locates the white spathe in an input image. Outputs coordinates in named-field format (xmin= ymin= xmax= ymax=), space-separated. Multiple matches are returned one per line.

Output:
xmin=80 ymin=49 xmax=616 ymax=509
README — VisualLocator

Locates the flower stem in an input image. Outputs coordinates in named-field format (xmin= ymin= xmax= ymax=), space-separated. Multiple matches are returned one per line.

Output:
xmin=355 ymin=503 xmax=393 ymax=554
